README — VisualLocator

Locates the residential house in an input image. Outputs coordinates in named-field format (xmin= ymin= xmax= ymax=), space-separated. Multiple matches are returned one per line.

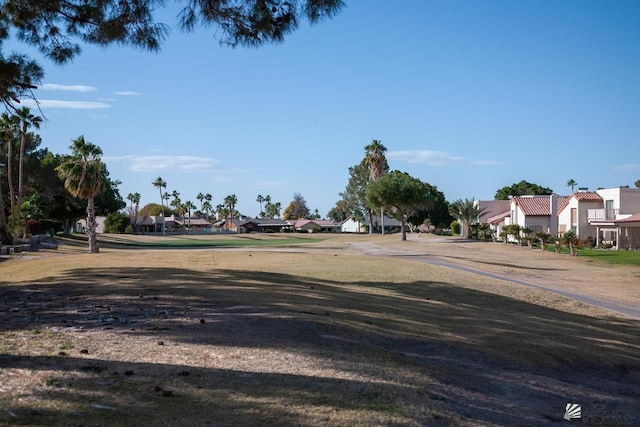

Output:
xmin=223 ymin=217 xmax=291 ymax=233
xmin=341 ymin=215 xmax=401 ymax=233
xmin=171 ymin=215 xmax=212 ymax=231
xmin=288 ymin=219 xmax=341 ymax=233
xmin=587 ymin=187 xmax=640 ymax=249
xmin=505 ymin=195 xmax=569 ymax=237
xmin=485 ymin=187 xmax=640 ymax=249
xmin=477 ymin=200 xmax=510 ymax=225
xmin=556 ymin=190 xmax=603 ymax=240
xmin=75 ymin=216 xmax=106 ymax=233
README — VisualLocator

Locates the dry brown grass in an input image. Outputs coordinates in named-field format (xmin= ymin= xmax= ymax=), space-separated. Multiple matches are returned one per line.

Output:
xmin=0 ymin=233 xmax=638 ymax=426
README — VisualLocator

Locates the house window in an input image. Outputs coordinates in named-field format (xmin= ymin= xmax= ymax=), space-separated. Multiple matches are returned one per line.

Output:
xmin=605 ymin=200 xmax=614 ymax=219
xmin=559 ymin=224 xmax=566 ymax=233
xmin=571 ymin=208 xmax=577 ymax=227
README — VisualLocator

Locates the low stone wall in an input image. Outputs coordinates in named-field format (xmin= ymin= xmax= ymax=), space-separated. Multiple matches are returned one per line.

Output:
xmin=1 ymin=234 xmax=54 ymax=254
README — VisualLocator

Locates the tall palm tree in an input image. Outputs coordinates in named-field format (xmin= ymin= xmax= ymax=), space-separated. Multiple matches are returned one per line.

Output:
xmin=256 ymin=194 xmax=264 ymax=217
xmin=127 ymin=192 xmax=141 ymax=233
xmin=567 ymin=179 xmax=577 ymax=193
xmin=1 ymin=112 xmax=20 ymax=240
xmin=184 ymin=200 xmax=195 ymax=232
xmin=224 ymin=194 xmax=237 ymax=230
xmin=204 ymin=193 xmax=212 ymax=219
xmin=449 ymin=198 xmax=488 ymax=239
xmin=56 ymin=136 xmax=106 ymax=253
xmin=196 ymin=192 xmax=205 ymax=211
xmin=364 ymin=139 xmax=388 ymax=234
xmin=152 ymin=176 xmax=167 ymax=234
xmin=170 ymin=190 xmax=182 ymax=215
xmin=15 ymin=107 xmax=41 ymax=235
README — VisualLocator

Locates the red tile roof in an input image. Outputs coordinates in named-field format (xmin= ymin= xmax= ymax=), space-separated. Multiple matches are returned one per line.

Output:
xmin=573 ymin=191 xmax=602 ymax=201
xmin=557 ymin=191 xmax=603 ymax=215
xmin=614 ymin=212 xmax=640 ymax=224
xmin=512 ymin=196 xmax=570 ymax=216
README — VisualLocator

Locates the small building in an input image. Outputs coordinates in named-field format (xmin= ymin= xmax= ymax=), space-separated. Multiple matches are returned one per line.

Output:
xmin=288 ymin=219 xmax=341 ymax=233
xmin=341 ymin=215 xmax=401 ymax=233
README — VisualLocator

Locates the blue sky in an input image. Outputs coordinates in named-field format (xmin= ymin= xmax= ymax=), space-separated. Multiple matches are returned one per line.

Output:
xmin=10 ymin=0 xmax=640 ymax=217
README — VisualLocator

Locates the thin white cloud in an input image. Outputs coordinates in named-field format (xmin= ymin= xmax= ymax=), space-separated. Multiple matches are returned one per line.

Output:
xmin=107 ymin=155 xmax=222 ymax=172
xmin=39 ymin=83 xmax=97 ymax=92
xmin=389 ymin=150 xmax=501 ymax=167
xmin=388 ymin=150 xmax=465 ymax=166
xmin=114 ymin=91 xmax=140 ymax=96
xmin=22 ymin=99 xmax=111 ymax=110
xmin=614 ymin=164 xmax=640 ymax=170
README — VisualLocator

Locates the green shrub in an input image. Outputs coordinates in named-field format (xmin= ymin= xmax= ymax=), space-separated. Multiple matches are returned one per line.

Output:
xmin=450 ymin=220 xmax=460 ymax=235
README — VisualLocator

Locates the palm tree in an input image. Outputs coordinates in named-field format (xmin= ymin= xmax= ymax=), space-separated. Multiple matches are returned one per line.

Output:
xmin=202 ymin=200 xmax=212 ymax=220
xmin=196 ymin=192 xmax=205 ymax=211
xmin=55 ymin=136 xmax=106 ymax=254
xmin=127 ymin=192 xmax=141 ymax=233
xmin=256 ymin=194 xmax=264 ymax=217
xmin=1 ymin=112 xmax=19 ymax=240
xmin=184 ymin=200 xmax=195 ymax=232
xmin=204 ymin=193 xmax=213 ymax=219
xmin=15 ymin=107 xmax=41 ymax=235
xmin=152 ymin=177 xmax=167 ymax=234
xmin=564 ymin=230 xmax=578 ymax=256
xmin=170 ymin=190 xmax=182 ymax=215
xmin=521 ymin=226 xmax=534 ymax=249
xmin=224 ymin=194 xmax=238 ymax=230
xmin=364 ymin=139 xmax=388 ymax=234
xmin=449 ymin=198 xmax=488 ymax=239
xmin=536 ymin=231 xmax=552 ymax=251
xmin=567 ymin=179 xmax=577 ymax=193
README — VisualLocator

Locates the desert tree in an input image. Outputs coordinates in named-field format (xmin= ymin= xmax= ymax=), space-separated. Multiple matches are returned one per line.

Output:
xmin=56 ymin=136 xmax=106 ymax=253
xmin=367 ymin=171 xmax=432 ymax=241
xmin=283 ymin=193 xmax=310 ymax=220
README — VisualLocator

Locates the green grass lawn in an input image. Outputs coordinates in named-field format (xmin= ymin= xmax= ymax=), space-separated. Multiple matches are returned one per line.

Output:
xmin=578 ymin=247 xmax=640 ymax=265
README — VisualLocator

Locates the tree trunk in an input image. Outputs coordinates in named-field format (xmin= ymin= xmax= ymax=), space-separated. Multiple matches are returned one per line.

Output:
xmin=0 ymin=176 xmax=7 ymax=245
xmin=381 ymin=207 xmax=385 ymax=235
xmin=18 ymin=134 xmax=26 ymax=237
xmin=368 ymin=209 xmax=374 ymax=234
xmin=7 ymin=136 xmax=15 ymax=242
xmin=401 ymin=215 xmax=407 ymax=241
xmin=86 ymin=197 xmax=99 ymax=253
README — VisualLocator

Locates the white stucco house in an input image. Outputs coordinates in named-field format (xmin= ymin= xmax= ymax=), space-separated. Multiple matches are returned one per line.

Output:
xmin=586 ymin=187 xmax=640 ymax=249
xmin=483 ymin=186 xmax=640 ymax=249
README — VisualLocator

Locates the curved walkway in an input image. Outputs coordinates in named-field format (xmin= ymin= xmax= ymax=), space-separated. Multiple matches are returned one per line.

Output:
xmin=350 ymin=240 xmax=640 ymax=320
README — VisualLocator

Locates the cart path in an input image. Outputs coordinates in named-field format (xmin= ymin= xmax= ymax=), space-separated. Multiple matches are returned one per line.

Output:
xmin=349 ymin=241 xmax=640 ymax=320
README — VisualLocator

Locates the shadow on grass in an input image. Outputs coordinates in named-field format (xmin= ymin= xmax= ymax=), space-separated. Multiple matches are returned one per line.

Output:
xmin=1 ymin=264 xmax=639 ymax=426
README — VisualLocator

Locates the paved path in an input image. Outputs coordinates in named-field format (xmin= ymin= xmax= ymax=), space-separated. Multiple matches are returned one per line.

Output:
xmin=349 ymin=241 xmax=640 ymax=320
